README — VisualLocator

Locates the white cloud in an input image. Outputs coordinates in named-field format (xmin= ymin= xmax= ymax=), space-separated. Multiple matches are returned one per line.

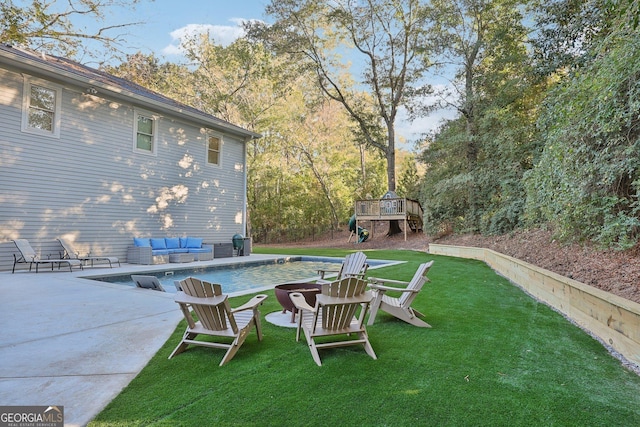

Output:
xmin=161 ymin=19 xmax=257 ymax=55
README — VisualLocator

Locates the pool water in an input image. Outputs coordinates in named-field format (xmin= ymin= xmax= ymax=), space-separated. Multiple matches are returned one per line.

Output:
xmin=92 ymin=258 xmax=345 ymax=294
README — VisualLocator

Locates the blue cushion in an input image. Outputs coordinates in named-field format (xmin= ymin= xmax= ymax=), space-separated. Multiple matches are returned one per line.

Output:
xmin=188 ymin=247 xmax=211 ymax=253
xmin=133 ymin=237 xmax=150 ymax=247
xmin=150 ymin=238 xmax=167 ymax=250
xmin=186 ymin=237 xmax=203 ymax=248
xmin=165 ymin=237 xmax=180 ymax=249
xmin=170 ymin=248 xmax=189 ymax=254
xmin=180 ymin=237 xmax=189 ymax=248
xmin=151 ymin=249 xmax=170 ymax=255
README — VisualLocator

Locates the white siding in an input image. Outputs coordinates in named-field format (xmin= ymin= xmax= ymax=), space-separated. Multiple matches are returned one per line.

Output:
xmin=0 ymin=66 xmax=247 ymax=271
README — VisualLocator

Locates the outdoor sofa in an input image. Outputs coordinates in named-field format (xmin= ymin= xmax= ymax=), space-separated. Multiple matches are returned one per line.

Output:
xmin=127 ymin=237 xmax=213 ymax=264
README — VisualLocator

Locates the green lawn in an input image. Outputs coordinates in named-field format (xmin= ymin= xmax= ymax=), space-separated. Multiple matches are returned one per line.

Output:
xmin=89 ymin=248 xmax=640 ymax=426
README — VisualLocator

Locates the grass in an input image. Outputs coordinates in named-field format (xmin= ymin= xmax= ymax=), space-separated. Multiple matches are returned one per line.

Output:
xmin=89 ymin=248 xmax=640 ymax=426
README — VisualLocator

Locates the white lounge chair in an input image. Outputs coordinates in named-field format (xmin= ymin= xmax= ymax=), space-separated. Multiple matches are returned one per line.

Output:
xmin=12 ymin=239 xmax=82 ymax=273
xmin=57 ymin=238 xmax=120 ymax=268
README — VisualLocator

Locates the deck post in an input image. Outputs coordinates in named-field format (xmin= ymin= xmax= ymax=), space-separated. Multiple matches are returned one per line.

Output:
xmin=404 ymin=216 xmax=407 ymax=241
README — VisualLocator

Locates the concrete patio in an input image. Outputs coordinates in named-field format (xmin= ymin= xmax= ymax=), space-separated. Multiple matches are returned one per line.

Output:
xmin=0 ymin=255 xmax=282 ymax=427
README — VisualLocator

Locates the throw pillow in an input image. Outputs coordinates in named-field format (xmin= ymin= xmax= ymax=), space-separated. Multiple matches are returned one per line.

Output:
xmin=133 ymin=237 xmax=150 ymax=247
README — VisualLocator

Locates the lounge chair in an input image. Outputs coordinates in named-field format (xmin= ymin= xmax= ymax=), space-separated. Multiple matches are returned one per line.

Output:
xmin=131 ymin=275 xmax=166 ymax=292
xmin=169 ymin=277 xmax=268 ymax=366
xmin=317 ymin=251 xmax=368 ymax=284
xmin=367 ymin=261 xmax=434 ymax=328
xmin=12 ymin=239 xmax=83 ymax=273
xmin=290 ymin=276 xmax=377 ymax=366
xmin=57 ymin=238 xmax=120 ymax=268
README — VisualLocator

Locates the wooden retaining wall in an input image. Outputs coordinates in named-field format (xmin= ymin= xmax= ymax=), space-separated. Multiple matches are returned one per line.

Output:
xmin=429 ymin=244 xmax=640 ymax=367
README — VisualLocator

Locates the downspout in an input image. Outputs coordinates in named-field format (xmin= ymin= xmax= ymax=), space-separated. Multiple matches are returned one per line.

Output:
xmin=243 ymin=135 xmax=257 ymax=238
xmin=243 ymin=136 xmax=249 ymax=237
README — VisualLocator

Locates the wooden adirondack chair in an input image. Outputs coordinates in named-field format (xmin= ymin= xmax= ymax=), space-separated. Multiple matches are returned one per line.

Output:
xmin=367 ymin=261 xmax=434 ymax=328
xmin=169 ymin=277 xmax=268 ymax=366
xmin=317 ymin=251 xmax=368 ymax=283
xmin=290 ymin=276 xmax=377 ymax=366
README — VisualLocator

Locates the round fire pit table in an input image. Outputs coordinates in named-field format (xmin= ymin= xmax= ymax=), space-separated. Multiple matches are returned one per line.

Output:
xmin=274 ymin=282 xmax=322 ymax=323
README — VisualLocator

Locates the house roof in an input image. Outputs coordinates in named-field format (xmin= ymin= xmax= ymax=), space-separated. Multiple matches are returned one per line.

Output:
xmin=0 ymin=44 xmax=261 ymax=140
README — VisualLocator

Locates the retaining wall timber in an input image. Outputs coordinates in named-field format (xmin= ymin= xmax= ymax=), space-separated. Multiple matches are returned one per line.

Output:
xmin=429 ymin=244 xmax=640 ymax=367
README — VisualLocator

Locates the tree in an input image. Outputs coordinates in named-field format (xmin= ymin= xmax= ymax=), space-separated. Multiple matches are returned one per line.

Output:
xmin=418 ymin=0 xmax=535 ymax=232
xmin=175 ymin=34 xmax=294 ymax=128
xmin=250 ymin=0 xmax=434 ymax=235
xmin=246 ymin=80 xmax=384 ymax=242
xmin=524 ymin=31 xmax=640 ymax=249
xmin=418 ymin=118 xmax=473 ymax=234
xmin=396 ymin=151 xmax=421 ymax=200
xmin=0 ymin=0 xmax=143 ymax=61
xmin=529 ymin=0 xmax=618 ymax=75
xmin=284 ymin=98 xmax=358 ymax=229
xmin=105 ymin=52 xmax=191 ymax=97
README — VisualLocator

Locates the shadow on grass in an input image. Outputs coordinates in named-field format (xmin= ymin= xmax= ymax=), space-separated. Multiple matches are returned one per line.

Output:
xmin=89 ymin=249 xmax=640 ymax=426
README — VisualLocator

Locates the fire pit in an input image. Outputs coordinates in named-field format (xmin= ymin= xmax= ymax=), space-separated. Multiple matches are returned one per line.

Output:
xmin=274 ymin=282 xmax=323 ymax=323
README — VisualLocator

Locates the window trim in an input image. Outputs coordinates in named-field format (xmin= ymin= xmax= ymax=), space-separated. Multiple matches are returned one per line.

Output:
xmin=206 ymin=130 xmax=223 ymax=167
xmin=21 ymin=75 xmax=62 ymax=138
xmin=133 ymin=108 xmax=158 ymax=156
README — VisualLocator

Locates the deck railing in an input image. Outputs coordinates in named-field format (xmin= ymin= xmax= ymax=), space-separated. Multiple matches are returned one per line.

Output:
xmin=355 ymin=198 xmax=423 ymax=219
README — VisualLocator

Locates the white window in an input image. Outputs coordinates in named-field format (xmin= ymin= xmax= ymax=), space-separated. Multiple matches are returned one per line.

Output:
xmin=133 ymin=109 xmax=157 ymax=155
xmin=21 ymin=76 xmax=62 ymax=138
xmin=207 ymin=132 xmax=222 ymax=166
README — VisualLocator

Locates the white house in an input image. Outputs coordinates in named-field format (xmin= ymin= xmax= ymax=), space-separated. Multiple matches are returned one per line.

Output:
xmin=0 ymin=44 xmax=260 ymax=270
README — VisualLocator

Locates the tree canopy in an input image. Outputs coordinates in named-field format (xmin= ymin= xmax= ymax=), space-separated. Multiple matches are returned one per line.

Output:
xmin=250 ymin=0 xmax=433 ymax=194
xmin=7 ymin=0 xmax=640 ymax=249
xmin=0 ymin=0 xmax=143 ymax=61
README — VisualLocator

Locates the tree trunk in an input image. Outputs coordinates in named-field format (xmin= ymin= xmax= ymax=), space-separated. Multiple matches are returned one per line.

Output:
xmin=387 ymin=219 xmax=403 ymax=236
xmin=386 ymin=119 xmax=402 ymax=236
xmin=386 ymin=124 xmax=396 ymax=192
xmin=464 ymin=48 xmax=479 ymax=231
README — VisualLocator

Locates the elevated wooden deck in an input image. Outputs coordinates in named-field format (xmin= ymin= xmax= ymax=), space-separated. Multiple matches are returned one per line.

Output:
xmin=354 ymin=198 xmax=423 ymax=241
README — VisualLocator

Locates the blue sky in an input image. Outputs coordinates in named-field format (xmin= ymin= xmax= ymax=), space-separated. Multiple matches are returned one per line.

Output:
xmin=112 ymin=0 xmax=270 ymax=58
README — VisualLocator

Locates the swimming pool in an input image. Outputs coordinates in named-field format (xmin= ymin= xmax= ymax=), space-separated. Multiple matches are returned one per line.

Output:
xmin=89 ymin=257 xmax=395 ymax=294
